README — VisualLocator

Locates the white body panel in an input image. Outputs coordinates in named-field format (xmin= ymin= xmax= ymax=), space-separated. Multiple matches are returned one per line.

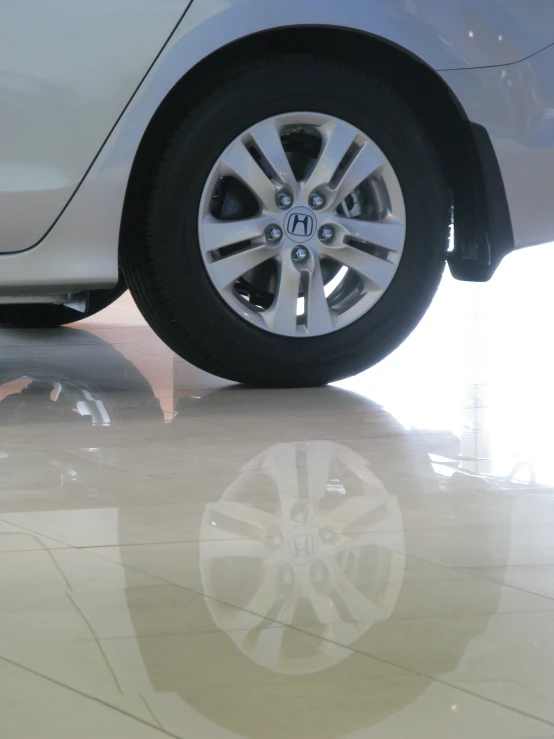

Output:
xmin=442 ymin=42 xmax=554 ymax=249
xmin=0 ymin=0 xmax=191 ymax=252
xmin=0 ymin=0 xmax=554 ymax=286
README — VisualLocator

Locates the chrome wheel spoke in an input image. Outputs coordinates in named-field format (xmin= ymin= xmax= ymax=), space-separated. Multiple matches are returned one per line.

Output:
xmin=263 ymin=444 xmax=300 ymax=503
xmin=244 ymin=626 xmax=288 ymax=671
xmin=305 ymin=259 xmax=334 ymax=334
xmin=250 ymin=118 xmax=297 ymax=192
xmin=306 ymin=441 xmax=333 ymax=501
xmin=209 ymin=244 xmax=274 ymax=289
xmin=319 ymin=495 xmax=390 ymax=533
xmin=329 ymin=140 xmax=387 ymax=208
xmin=241 ymin=574 xmax=288 ymax=621
xmin=329 ymin=213 xmax=405 ymax=254
xmin=200 ymin=214 xmax=273 ymax=254
xmin=206 ymin=500 xmax=283 ymax=538
xmin=332 ymin=579 xmax=387 ymax=623
xmin=263 ymin=258 xmax=301 ymax=335
xmin=307 ymin=586 xmax=346 ymax=626
xmin=220 ymin=140 xmax=277 ymax=210
xmin=320 ymin=243 xmax=396 ymax=290
xmin=303 ymin=118 xmax=357 ymax=198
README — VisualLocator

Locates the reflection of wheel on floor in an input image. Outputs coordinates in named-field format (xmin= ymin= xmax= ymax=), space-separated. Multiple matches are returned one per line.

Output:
xmin=120 ymin=389 xmax=510 ymax=739
xmin=0 ymin=281 xmax=126 ymax=328
xmin=123 ymin=55 xmax=449 ymax=387
xmin=200 ymin=440 xmax=405 ymax=674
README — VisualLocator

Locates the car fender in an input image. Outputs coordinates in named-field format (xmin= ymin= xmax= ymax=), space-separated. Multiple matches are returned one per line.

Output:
xmin=2 ymin=0 xmax=553 ymax=289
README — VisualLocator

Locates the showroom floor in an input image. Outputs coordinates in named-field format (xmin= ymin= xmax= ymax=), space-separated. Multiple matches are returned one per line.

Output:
xmin=2 ymin=245 xmax=554 ymax=738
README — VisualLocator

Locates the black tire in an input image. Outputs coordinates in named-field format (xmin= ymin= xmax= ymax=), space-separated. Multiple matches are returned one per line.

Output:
xmin=0 ymin=282 xmax=127 ymax=329
xmin=123 ymin=55 xmax=449 ymax=387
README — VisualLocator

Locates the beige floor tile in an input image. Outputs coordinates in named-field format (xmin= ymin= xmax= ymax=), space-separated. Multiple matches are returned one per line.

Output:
xmin=0 ymin=550 xmax=167 ymax=647
xmin=0 ymin=448 xmax=180 ymax=513
xmin=316 ymin=488 xmax=554 ymax=532
xmin=0 ymin=519 xmax=67 ymax=551
xmin=357 ymin=523 xmax=554 ymax=569
xmin=1 ymin=500 xmax=282 ymax=546
xmin=68 ymin=584 xmax=272 ymax=640
xmin=462 ymin=564 xmax=554 ymax=599
xmin=60 ymin=439 xmax=554 ymax=542
xmin=347 ymin=610 xmax=554 ymax=726
xmin=7 ymin=622 xmax=550 ymax=739
xmin=83 ymin=538 xmax=554 ymax=652
xmin=0 ymin=579 xmax=266 ymax=646
xmin=0 ymin=641 xmax=161 ymax=726
xmin=97 ymin=630 xmax=554 ymax=739
xmin=0 ymin=590 xmax=96 ymax=645
xmin=0 ymin=658 xmax=175 ymax=738
xmin=0 ymin=547 xmax=163 ymax=594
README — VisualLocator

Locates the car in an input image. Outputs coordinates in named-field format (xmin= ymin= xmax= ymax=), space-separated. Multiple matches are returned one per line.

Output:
xmin=1 ymin=1 xmax=553 ymax=387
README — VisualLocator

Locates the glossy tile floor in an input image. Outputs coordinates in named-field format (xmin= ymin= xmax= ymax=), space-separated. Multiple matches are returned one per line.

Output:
xmin=2 ymin=246 xmax=554 ymax=738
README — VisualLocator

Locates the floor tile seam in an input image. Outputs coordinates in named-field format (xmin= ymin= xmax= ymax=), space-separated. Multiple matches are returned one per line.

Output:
xmin=11 ymin=627 xmax=553 ymax=730
xmin=0 ymin=622 xmax=275 ymax=646
xmin=77 ymin=535 xmax=273 ymax=549
xmin=336 ymin=524 xmax=554 ymax=534
xmin=66 ymin=544 xmax=297 ymax=631
xmin=0 ymin=653 xmax=185 ymax=739
xmin=4 ymin=530 xmax=554 ymax=724
xmin=452 ymin=567 xmax=554 ymax=602
xmin=79 ymin=527 xmax=554 ymax=609
xmin=61 ymin=589 xmax=155 ymax=720
xmin=0 ymin=545 xmax=68 ymax=554
xmin=329 ymin=534 xmax=554 ymax=601
xmin=0 ymin=517 xmax=202 ymax=591
xmin=77 ymin=549 xmax=554 ymax=646
xmin=0 ymin=516 xmax=81 ymax=550
xmin=11 ymin=515 xmax=554 ymax=625
xmin=40 ymin=445 xmax=189 ymax=489
xmin=80 ymin=528 xmax=554 ymax=608
xmin=37 ymin=429 xmax=423 ymax=450
xmin=1 ymin=625 xmax=277 ymax=646
xmin=275 ymin=622 xmax=554 ymax=729
xmin=381 ymin=607 xmax=554 ymax=622
xmin=326 ymin=522 xmax=554 ymax=534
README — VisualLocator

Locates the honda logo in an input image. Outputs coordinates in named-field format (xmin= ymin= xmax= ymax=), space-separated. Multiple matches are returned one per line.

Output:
xmin=285 ymin=208 xmax=316 ymax=242
xmin=288 ymin=214 xmax=313 ymax=237
xmin=287 ymin=531 xmax=316 ymax=562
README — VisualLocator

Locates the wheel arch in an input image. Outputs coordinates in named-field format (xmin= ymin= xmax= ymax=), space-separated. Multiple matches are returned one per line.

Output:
xmin=121 ymin=25 xmax=514 ymax=281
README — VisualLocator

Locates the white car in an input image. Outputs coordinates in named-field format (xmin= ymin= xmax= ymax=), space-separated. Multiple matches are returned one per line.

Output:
xmin=1 ymin=1 xmax=552 ymax=386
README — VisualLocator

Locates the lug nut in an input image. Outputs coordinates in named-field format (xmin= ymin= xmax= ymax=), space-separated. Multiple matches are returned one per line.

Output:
xmin=319 ymin=226 xmax=334 ymax=242
xmin=266 ymin=225 xmax=283 ymax=243
xmin=292 ymin=247 xmax=308 ymax=262
xmin=309 ymin=193 xmax=325 ymax=210
xmin=277 ymin=193 xmax=293 ymax=209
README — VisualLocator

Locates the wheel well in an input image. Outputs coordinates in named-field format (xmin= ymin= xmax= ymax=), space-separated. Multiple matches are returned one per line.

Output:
xmin=121 ymin=26 xmax=512 ymax=279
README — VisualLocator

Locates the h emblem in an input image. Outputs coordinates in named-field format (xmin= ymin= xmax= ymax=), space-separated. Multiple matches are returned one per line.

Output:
xmin=286 ymin=210 xmax=315 ymax=240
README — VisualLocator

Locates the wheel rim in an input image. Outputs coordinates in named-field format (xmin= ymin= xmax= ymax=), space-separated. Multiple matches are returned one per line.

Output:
xmin=198 ymin=112 xmax=406 ymax=338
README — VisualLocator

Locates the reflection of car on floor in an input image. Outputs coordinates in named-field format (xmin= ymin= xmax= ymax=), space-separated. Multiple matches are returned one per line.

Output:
xmin=0 ymin=335 xmax=526 ymax=737
xmin=1 ymin=2 xmax=554 ymax=386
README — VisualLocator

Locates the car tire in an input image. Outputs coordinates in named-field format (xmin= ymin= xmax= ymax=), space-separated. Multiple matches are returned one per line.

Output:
xmin=0 ymin=282 xmax=127 ymax=328
xmin=123 ymin=55 xmax=450 ymax=387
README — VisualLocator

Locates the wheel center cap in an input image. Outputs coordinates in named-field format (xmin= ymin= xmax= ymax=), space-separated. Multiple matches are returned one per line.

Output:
xmin=286 ymin=527 xmax=317 ymax=566
xmin=285 ymin=207 xmax=316 ymax=243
